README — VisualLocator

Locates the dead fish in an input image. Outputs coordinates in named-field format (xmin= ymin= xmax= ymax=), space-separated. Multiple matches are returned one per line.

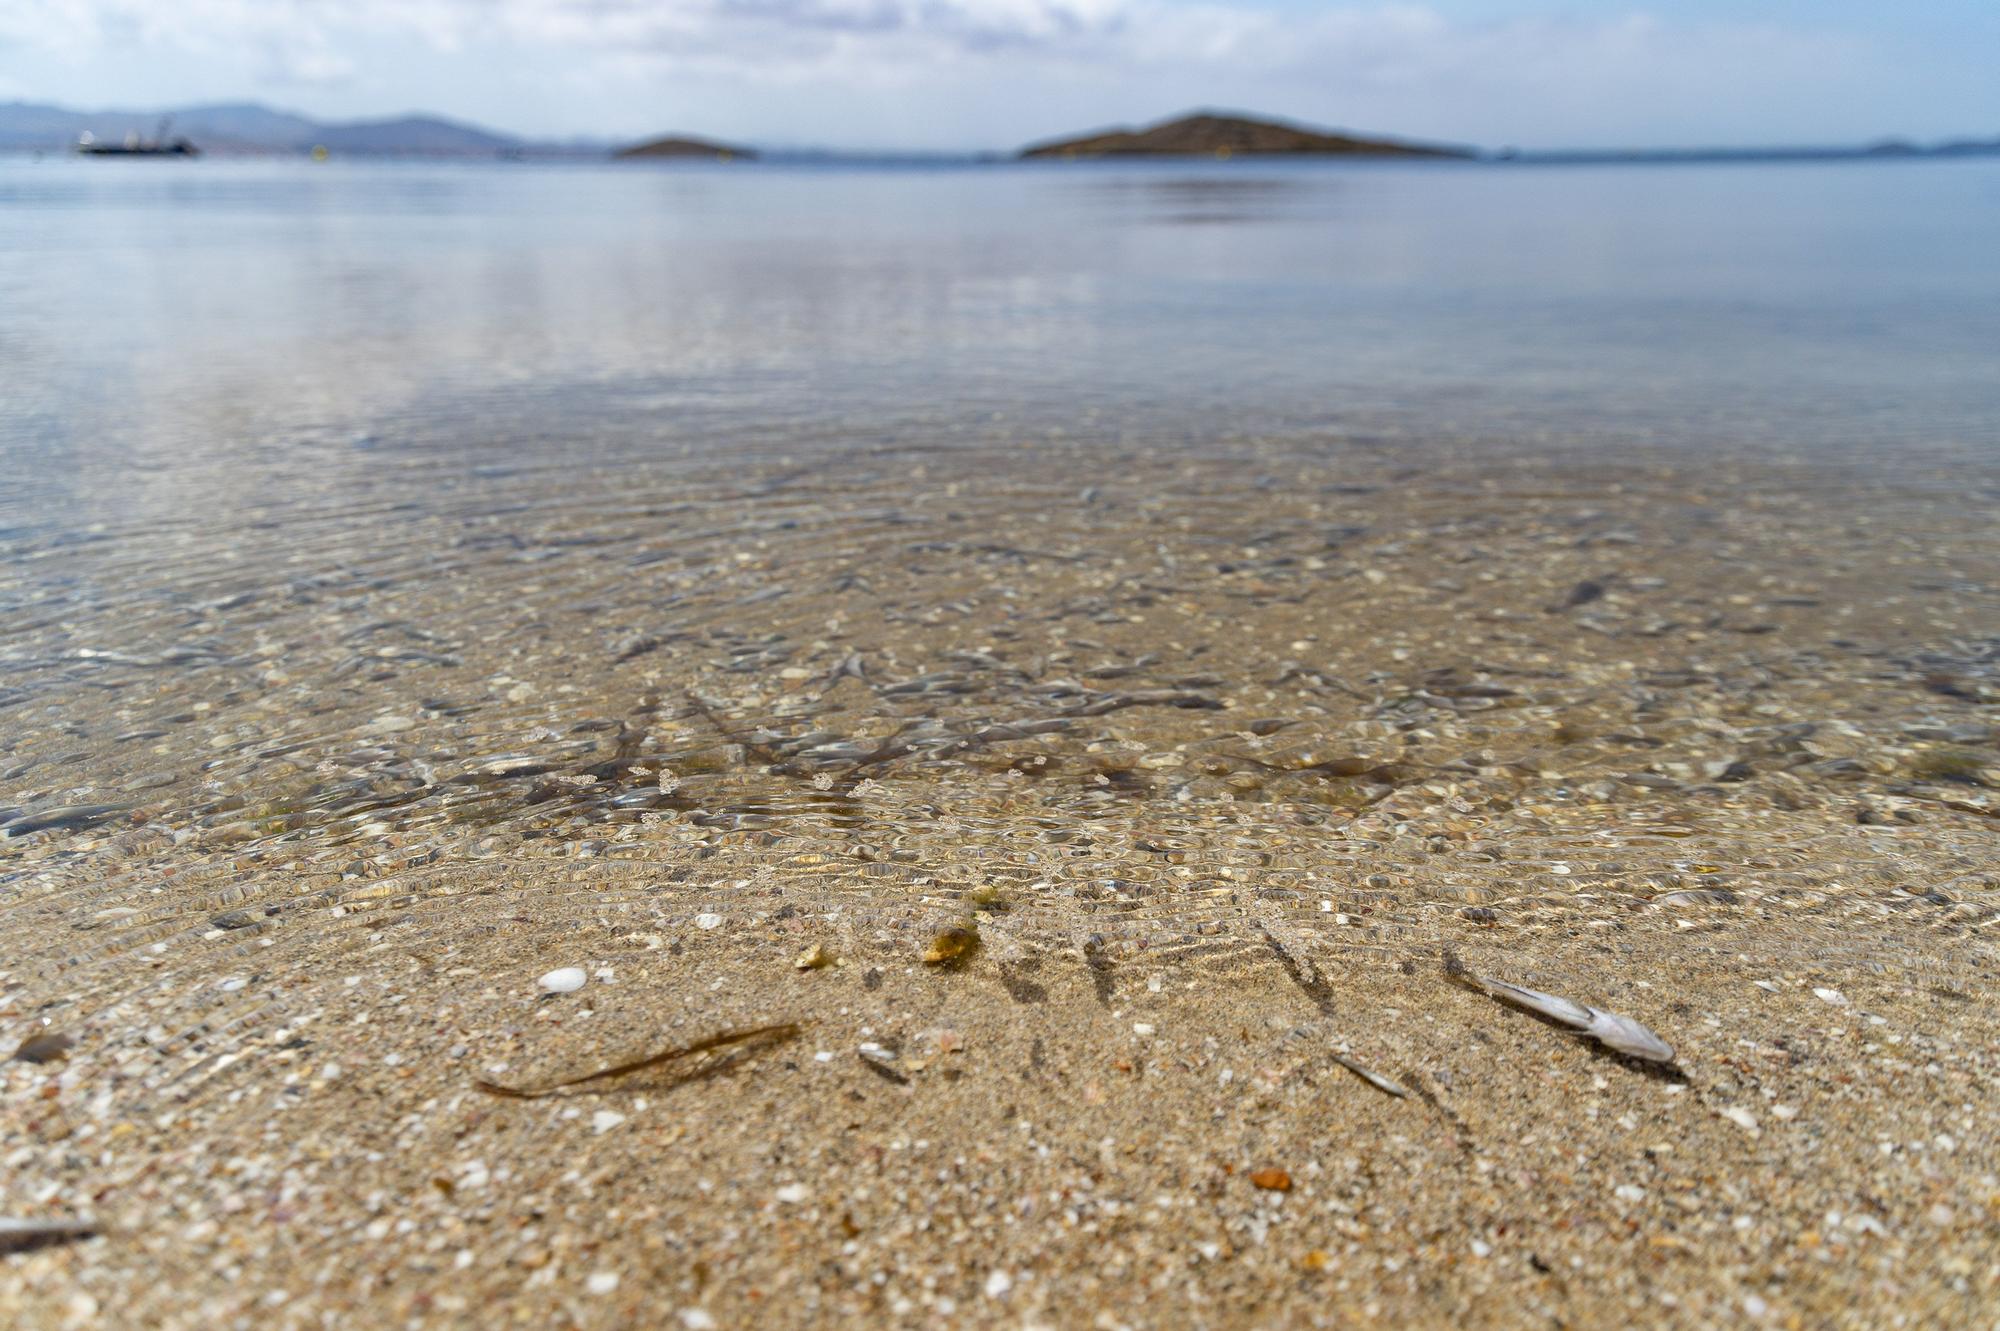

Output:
xmin=1331 ymin=1052 xmax=1408 ymax=1099
xmin=0 ymin=1217 xmax=98 ymax=1252
xmin=1 ymin=804 xmax=127 ymax=837
xmin=1444 ymin=951 xmax=1675 ymax=1064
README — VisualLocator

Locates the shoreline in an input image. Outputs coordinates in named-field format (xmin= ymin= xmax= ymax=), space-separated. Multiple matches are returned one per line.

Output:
xmin=4 ymin=430 xmax=1996 ymax=1326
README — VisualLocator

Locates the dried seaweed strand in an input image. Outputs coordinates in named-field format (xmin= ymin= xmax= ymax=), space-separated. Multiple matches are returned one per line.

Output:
xmin=475 ymin=1022 xmax=802 ymax=1099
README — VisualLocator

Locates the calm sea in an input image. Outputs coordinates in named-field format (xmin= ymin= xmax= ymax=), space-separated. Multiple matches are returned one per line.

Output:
xmin=4 ymin=156 xmax=1999 ymax=506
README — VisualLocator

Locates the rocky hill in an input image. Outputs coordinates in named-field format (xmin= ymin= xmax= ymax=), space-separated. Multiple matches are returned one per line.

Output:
xmin=1021 ymin=111 xmax=1471 ymax=159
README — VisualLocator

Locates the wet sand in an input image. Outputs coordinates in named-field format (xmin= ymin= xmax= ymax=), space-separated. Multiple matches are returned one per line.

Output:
xmin=2 ymin=426 xmax=1997 ymax=1328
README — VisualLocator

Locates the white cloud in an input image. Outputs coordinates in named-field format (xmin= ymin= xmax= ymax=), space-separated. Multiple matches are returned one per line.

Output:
xmin=0 ymin=1 xmax=1941 ymax=145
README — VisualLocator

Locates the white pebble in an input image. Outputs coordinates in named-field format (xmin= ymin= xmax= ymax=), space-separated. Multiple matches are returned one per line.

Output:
xmin=680 ymin=1310 xmax=717 ymax=1330
xmin=1132 ymin=1023 xmax=1156 ymax=1036
xmin=538 ymin=967 xmax=587 ymax=994
xmin=694 ymin=912 xmax=723 ymax=930
xmin=1720 ymin=1106 xmax=1760 ymax=1133
xmin=984 ymin=1269 xmax=1013 ymax=1298
xmin=592 ymin=1111 xmax=626 ymax=1135
xmin=1813 ymin=987 xmax=1846 ymax=1005
xmin=774 ymin=1183 xmax=809 ymax=1204
xmin=586 ymin=1272 xmax=620 ymax=1296
xmin=1614 ymin=1184 xmax=1646 ymax=1202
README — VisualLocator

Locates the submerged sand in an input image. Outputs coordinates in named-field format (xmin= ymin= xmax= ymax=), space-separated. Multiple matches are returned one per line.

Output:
xmin=2 ymin=427 xmax=1996 ymax=1328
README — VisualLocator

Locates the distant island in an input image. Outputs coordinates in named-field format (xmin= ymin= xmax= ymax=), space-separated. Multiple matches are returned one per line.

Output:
xmin=2 ymin=98 xmax=1995 ymax=166
xmin=1019 ymin=112 xmax=1472 ymax=160
xmin=614 ymin=135 xmax=755 ymax=162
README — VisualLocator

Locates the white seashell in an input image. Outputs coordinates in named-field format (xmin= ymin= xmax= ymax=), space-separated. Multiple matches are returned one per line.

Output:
xmin=537 ymin=967 xmax=587 ymax=994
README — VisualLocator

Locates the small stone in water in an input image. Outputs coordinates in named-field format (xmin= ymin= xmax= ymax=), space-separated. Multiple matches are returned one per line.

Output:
xmin=12 ymin=1031 xmax=74 ymax=1064
xmin=538 ymin=967 xmax=587 ymax=994
xmin=923 ymin=925 xmax=979 ymax=966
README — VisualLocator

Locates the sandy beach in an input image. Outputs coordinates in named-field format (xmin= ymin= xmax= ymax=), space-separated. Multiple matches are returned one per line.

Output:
xmin=3 ymin=426 xmax=1995 ymax=1328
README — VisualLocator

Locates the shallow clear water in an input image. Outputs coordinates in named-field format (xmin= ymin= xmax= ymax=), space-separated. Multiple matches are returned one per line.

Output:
xmin=5 ymin=155 xmax=2000 ymax=488
xmin=4 ymin=155 xmax=1999 ymax=1330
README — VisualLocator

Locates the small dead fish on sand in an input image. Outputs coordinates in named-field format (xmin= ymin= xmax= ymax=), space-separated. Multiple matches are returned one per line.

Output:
xmin=1444 ymin=951 xmax=1675 ymax=1064
xmin=1330 ymin=1052 xmax=1409 ymax=1098
xmin=0 ymin=1217 xmax=99 ymax=1253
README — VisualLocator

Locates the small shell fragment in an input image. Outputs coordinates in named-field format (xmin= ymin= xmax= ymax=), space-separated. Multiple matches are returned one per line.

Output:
xmin=794 ymin=943 xmax=833 ymax=971
xmin=1248 ymin=1168 xmax=1293 ymax=1192
xmin=538 ymin=967 xmax=587 ymax=994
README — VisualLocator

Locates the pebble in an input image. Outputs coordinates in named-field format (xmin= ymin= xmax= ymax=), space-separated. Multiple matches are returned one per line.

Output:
xmin=592 ymin=1111 xmax=626 ymax=1135
xmin=586 ymin=1272 xmax=620 ymax=1296
xmin=12 ymin=1031 xmax=74 ymax=1064
xmin=1720 ymin=1106 xmax=1760 ymax=1133
xmin=984 ymin=1270 xmax=1014 ymax=1298
xmin=1813 ymin=987 xmax=1847 ymax=1005
xmin=774 ymin=1183 xmax=809 ymax=1204
xmin=538 ymin=967 xmax=587 ymax=994
xmin=694 ymin=913 xmax=723 ymax=930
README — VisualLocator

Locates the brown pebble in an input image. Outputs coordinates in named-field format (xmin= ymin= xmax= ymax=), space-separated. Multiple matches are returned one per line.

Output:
xmin=1250 ymin=1167 xmax=1293 ymax=1192
xmin=13 ymin=1031 xmax=74 ymax=1064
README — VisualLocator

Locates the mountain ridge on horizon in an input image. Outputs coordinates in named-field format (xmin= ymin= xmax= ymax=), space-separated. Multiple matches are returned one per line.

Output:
xmin=1 ymin=97 xmax=1995 ymax=162
xmin=0 ymin=98 xmax=595 ymax=156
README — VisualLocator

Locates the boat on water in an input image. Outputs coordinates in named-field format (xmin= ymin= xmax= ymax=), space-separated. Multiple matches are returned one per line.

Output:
xmin=77 ymin=119 xmax=200 ymax=158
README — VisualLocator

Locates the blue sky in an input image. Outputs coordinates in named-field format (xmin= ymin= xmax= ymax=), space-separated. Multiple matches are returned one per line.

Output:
xmin=1 ymin=2 xmax=1995 ymax=150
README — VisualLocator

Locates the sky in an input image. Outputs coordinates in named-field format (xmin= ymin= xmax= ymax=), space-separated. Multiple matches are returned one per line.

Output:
xmin=1 ymin=1 xmax=1996 ymax=151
